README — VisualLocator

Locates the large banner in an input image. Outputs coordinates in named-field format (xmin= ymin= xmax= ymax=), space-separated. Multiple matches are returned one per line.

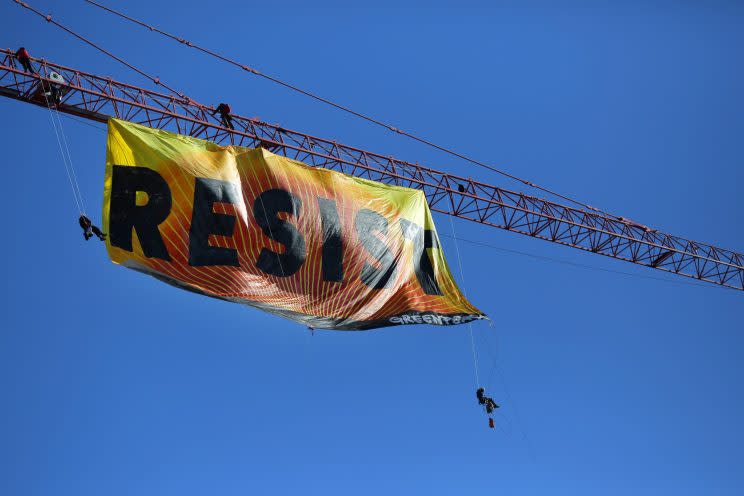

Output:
xmin=103 ymin=119 xmax=484 ymax=330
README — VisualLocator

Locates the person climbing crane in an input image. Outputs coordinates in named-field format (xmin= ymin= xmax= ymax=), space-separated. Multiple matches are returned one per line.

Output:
xmin=15 ymin=46 xmax=35 ymax=74
xmin=476 ymin=387 xmax=500 ymax=428
xmin=212 ymin=102 xmax=234 ymax=130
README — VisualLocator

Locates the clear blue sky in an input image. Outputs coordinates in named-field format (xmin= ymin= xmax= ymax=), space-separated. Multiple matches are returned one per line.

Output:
xmin=1 ymin=1 xmax=743 ymax=494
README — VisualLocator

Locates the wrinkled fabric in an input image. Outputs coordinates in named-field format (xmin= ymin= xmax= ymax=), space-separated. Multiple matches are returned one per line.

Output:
xmin=103 ymin=119 xmax=484 ymax=330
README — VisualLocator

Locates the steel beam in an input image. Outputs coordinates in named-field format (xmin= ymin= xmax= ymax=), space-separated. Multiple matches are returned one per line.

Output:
xmin=1 ymin=49 xmax=741 ymax=290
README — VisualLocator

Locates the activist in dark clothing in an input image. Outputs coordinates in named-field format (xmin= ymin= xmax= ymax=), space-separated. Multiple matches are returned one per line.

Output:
xmin=79 ymin=215 xmax=106 ymax=241
xmin=213 ymin=102 xmax=234 ymax=129
xmin=476 ymin=387 xmax=499 ymax=414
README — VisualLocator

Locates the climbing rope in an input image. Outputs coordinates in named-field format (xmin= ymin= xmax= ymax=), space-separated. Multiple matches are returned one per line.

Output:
xmin=34 ymin=64 xmax=86 ymax=215
xmin=446 ymin=217 xmax=536 ymax=443
xmin=47 ymin=84 xmax=86 ymax=214
xmin=447 ymin=215 xmax=481 ymax=389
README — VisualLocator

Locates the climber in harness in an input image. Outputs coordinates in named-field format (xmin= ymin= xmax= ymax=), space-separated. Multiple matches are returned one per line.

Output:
xmin=78 ymin=214 xmax=107 ymax=242
xmin=213 ymin=102 xmax=234 ymax=130
xmin=46 ymin=71 xmax=67 ymax=105
xmin=476 ymin=387 xmax=500 ymax=428
xmin=15 ymin=47 xmax=35 ymax=74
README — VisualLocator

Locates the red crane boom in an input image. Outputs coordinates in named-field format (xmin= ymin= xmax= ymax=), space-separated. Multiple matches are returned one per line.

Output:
xmin=1 ymin=49 xmax=741 ymax=290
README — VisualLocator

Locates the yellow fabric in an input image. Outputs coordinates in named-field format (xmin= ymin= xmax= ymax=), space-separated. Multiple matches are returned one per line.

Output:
xmin=103 ymin=118 xmax=483 ymax=330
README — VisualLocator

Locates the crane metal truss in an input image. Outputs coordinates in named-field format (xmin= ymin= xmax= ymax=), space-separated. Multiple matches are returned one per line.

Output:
xmin=1 ymin=49 xmax=741 ymax=290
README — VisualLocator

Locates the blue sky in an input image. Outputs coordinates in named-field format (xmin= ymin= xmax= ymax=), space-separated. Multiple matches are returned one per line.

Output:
xmin=1 ymin=1 xmax=742 ymax=494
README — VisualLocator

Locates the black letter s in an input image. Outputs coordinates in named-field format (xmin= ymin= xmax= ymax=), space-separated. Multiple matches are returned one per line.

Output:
xmin=253 ymin=189 xmax=306 ymax=277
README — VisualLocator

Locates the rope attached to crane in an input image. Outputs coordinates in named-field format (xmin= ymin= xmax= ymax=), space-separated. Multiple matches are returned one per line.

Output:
xmin=83 ymin=0 xmax=616 ymax=218
xmin=34 ymin=64 xmax=87 ymax=215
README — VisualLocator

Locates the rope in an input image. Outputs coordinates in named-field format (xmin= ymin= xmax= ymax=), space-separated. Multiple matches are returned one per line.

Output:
xmin=447 ymin=215 xmax=480 ymax=388
xmin=479 ymin=334 xmax=537 ymax=460
xmin=35 ymin=66 xmax=85 ymax=214
xmin=84 ymin=0 xmax=618 ymax=217
xmin=43 ymin=94 xmax=81 ymax=213
xmin=47 ymin=84 xmax=87 ymax=213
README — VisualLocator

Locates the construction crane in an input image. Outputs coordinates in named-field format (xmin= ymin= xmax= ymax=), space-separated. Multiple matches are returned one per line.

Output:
xmin=1 ymin=48 xmax=741 ymax=291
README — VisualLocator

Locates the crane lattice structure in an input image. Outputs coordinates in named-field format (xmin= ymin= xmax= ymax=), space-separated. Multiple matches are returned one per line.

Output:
xmin=0 ymin=49 xmax=741 ymax=290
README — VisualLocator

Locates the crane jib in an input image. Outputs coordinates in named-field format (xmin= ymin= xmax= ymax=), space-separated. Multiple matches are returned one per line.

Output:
xmin=0 ymin=49 xmax=741 ymax=290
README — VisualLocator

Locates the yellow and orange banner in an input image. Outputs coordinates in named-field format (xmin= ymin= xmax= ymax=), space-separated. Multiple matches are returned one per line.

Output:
xmin=103 ymin=119 xmax=484 ymax=330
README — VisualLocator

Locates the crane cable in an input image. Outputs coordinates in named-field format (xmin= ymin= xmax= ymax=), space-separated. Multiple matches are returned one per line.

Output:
xmin=83 ymin=0 xmax=616 ymax=218
xmin=12 ymin=0 xmax=191 ymax=103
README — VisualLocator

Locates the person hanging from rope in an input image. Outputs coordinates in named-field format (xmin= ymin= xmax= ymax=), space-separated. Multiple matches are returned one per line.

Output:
xmin=15 ymin=47 xmax=35 ymax=74
xmin=476 ymin=387 xmax=500 ymax=428
xmin=212 ymin=102 xmax=234 ymax=130
xmin=78 ymin=214 xmax=107 ymax=241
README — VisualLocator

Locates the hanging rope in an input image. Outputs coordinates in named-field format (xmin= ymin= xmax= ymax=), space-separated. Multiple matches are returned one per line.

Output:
xmin=47 ymin=83 xmax=87 ymax=214
xmin=83 ymin=0 xmax=621 ymax=218
xmin=445 ymin=218 xmax=536 ymax=444
xmin=447 ymin=215 xmax=481 ymax=389
xmin=34 ymin=65 xmax=86 ymax=215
